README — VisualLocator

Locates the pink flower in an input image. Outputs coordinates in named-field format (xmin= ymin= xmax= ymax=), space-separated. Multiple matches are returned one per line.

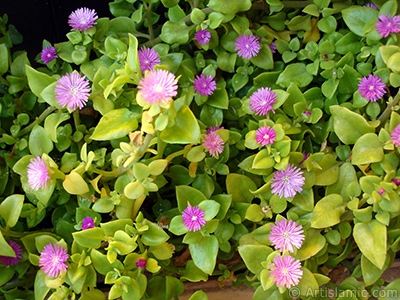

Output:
xmin=271 ymin=164 xmax=305 ymax=198
xmin=0 ymin=241 xmax=23 ymax=266
xmin=269 ymin=219 xmax=305 ymax=253
xmin=55 ymin=72 xmax=91 ymax=110
xmin=392 ymin=178 xmax=400 ymax=186
xmin=27 ymin=157 xmax=50 ymax=190
xmin=269 ymin=41 xmax=277 ymax=54
xmin=138 ymin=69 xmax=178 ymax=105
xmin=202 ymin=131 xmax=224 ymax=157
xmin=193 ymin=74 xmax=216 ymax=96
xmin=268 ymin=255 xmax=303 ymax=288
xmin=206 ymin=126 xmax=224 ymax=134
xmin=195 ymin=29 xmax=211 ymax=45
xmin=256 ymin=126 xmax=276 ymax=146
xmin=41 ymin=46 xmax=57 ymax=64
xmin=39 ymin=243 xmax=68 ymax=278
xmin=376 ymin=14 xmax=400 ymax=38
xmin=249 ymin=87 xmax=277 ymax=116
xmin=138 ymin=47 xmax=161 ymax=73
xmin=68 ymin=8 xmax=98 ymax=31
xmin=358 ymin=74 xmax=386 ymax=102
xmin=391 ymin=124 xmax=400 ymax=147
xmin=363 ymin=3 xmax=378 ymax=10
xmin=234 ymin=34 xmax=261 ymax=60
xmin=81 ymin=217 xmax=95 ymax=230
xmin=182 ymin=205 xmax=206 ymax=232
xmin=136 ymin=258 xmax=147 ymax=269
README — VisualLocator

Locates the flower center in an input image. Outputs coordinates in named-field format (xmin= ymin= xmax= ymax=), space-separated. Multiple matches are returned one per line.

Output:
xmin=191 ymin=216 xmax=197 ymax=221
xmin=80 ymin=19 xmax=87 ymax=25
xmin=245 ymin=44 xmax=250 ymax=49
xmin=52 ymin=256 xmax=60 ymax=264
xmin=70 ymin=87 xmax=79 ymax=96
xmin=282 ymin=231 xmax=290 ymax=239
xmin=282 ymin=176 xmax=290 ymax=184
xmin=369 ymin=85 xmax=375 ymax=91
xmin=154 ymin=85 xmax=164 ymax=93
xmin=281 ymin=267 xmax=288 ymax=274
xmin=263 ymin=134 xmax=270 ymax=140
xmin=47 ymin=53 xmax=52 ymax=58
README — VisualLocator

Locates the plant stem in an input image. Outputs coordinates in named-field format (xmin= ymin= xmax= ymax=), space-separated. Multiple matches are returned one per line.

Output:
xmin=144 ymin=2 xmax=155 ymax=42
xmin=92 ymin=133 xmax=155 ymax=180
xmin=132 ymin=195 xmax=146 ymax=220
xmin=17 ymin=106 xmax=56 ymax=137
xmin=378 ymin=90 xmax=400 ymax=126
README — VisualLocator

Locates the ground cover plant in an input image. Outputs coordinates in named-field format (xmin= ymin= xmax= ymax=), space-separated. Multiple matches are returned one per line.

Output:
xmin=1 ymin=0 xmax=400 ymax=299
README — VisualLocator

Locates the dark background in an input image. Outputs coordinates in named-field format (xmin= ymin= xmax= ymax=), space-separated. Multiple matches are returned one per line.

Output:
xmin=3 ymin=0 xmax=114 ymax=58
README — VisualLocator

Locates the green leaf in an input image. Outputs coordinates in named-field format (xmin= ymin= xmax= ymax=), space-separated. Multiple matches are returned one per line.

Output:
xmin=90 ymin=249 xmax=123 ymax=275
xmin=251 ymin=44 xmax=273 ymax=70
xmin=124 ymin=181 xmax=145 ymax=199
xmin=208 ymin=0 xmax=251 ymax=15
xmin=25 ymin=65 xmax=56 ymax=98
xmin=91 ymin=108 xmax=139 ymax=141
xmin=63 ymin=171 xmax=89 ymax=195
xmin=34 ymin=270 xmax=50 ymax=300
xmin=189 ymin=235 xmax=219 ymax=275
xmin=238 ymin=245 xmax=273 ymax=276
xmin=326 ymin=162 xmax=361 ymax=200
xmin=276 ymin=63 xmax=313 ymax=88
xmin=169 ymin=216 xmax=188 ymax=235
xmin=0 ymin=194 xmax=24 ymax=228
xmin=352 ymin=133 xmax=384 ymax=165
xmin=297 ymin=267 xmax=319 ymax=297
xmin=72 ymin=227 xmax=105 ymax=249
xmin=198 ymin=200 xmax=220 ymax=221
xmin=342 ymin=7 xmax=378 ymax=36
xmin=296 ymin=229 xmax=326 ymax=261
xmin=126 ymin=33 xmax=141 ymax=75
xmin=353 ymin=220 xmax=386 ymax=269
xmin=176 ymin=185 xmax=207 ymax=212
xmin=29 ymin=125 xmax=53 ymax=156
xmin=0 ymin=43 xmax=9 ymax=74
xmin=0 ymin=231 xmax=16 ymax=257
xmin=141 ymin=222 xmax=170 ymax=246
xmin=311 ymin=194 xmax=345 ymax=228
xmin=188 ymin=290 xmax=208 ymax=300
xmin=330 ymin=105 xmax=375 ymax=144
xmin=160 ymin=21 xmax=190 ymax=44
xmin=44 ymin=113 xmax=70 ymax=143
xmin=160 ymin=105 xmax=201 ymax=144
xmin=226 ymin=173 xmax=257 ymax=203
xmin=378 ymin=278 xmax=400 ymax=300
xmin=361 ymin=254 xmax=390 ymax=286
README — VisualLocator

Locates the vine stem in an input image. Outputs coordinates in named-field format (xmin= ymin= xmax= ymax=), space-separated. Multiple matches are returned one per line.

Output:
xmin=92 ymin=133 xmax=155 ymax=180
xmin=17 ymin=106 xmax=57 ymax=137
xmin=143 ymin=2 xmax=155 ymax=42
xmin=378 ymin=90 xmax=400 ymax=126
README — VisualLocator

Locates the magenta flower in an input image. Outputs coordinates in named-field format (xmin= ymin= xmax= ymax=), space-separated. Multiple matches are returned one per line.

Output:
xmin=206 ymin=126 xmax=224 ymax=134
xmin=138 ymin=47 xmax=161 ymax=73
xmin=195 ymin=29 xmax=211 ymax=45
xmin=41 ymin=46 xmax=57 ymax=64
xmin=270 ymin=41 xmax=277 ymax=54
xmin=376 ymin=14 xmax=400 ymax=38
xmin=182 ymin=205 xmax=207 ymax=232
xmin=268 ymin=255 xmax=303 ymax=288
xmin=271 ymin=164 xmax=305 ymax=198
xmin=55 ymin=72 xmax=91 ymax=110
xmin=391 ymin=124 xmax=400 ymax=147
xmin=136 ymin=258 xmax=147 ymax=269
xmin=358 ymin=74 xmax=386 ymax=102
xmin=202 ymin=131 xmax=224 ymax=157
xmin=269 ymin=219 xmax=305 ymax=253
xmin=68 ymin=8 xmax=98 ymax=31
xmin=81 ymin=217 xmax=95 ymax=230
xmin=0 ymin=241 xmax=23 ymax=266
xmin=256 ymin=126 xmax=276 ymax=146
xmin=193 ymin=74 xmax=216 ymax=96
xmin=39 ymin=243 xmax=68 ymax=278
xmin=27 ymin=157 xmax=50 ymax=191
xmin=138 ymin=69 xmax=178 ymax=105
xmin=235 ymin=34 xmax=261 ymax=60
xmin=392 ymin=178 xmax=400 ymax=186
xmin=363 ymin=3 xmax=378 ymax=10
xmin=249 ymin=87 xmax=277 ymax=116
